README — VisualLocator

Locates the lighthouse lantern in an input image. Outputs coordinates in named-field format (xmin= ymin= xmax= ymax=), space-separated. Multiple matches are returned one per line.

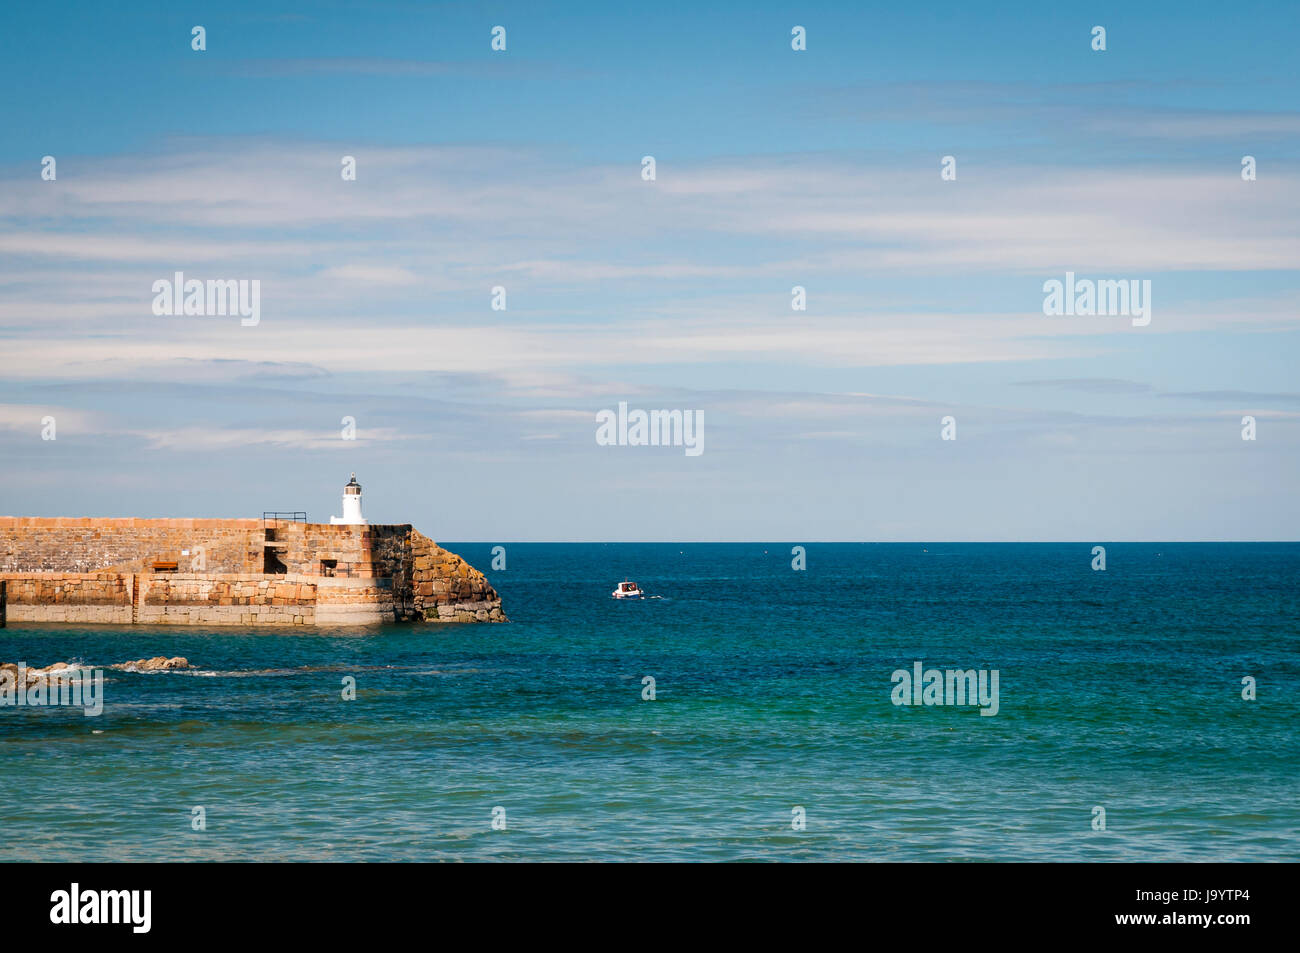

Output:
xmin=330 ymin=473 xmax=367 ymax=525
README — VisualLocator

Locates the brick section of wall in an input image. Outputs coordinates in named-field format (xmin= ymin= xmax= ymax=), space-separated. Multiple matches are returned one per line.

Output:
xmin=138 ymin=573 xmax=316 ymax=625
xmin=266 ymin=522 xmax=412 ymax=579
xmin=0 ymin=572 xmax=400 ymax=626
xmin=0 ymin=572 xmax=134 ymax=623
xmin=0 ymin=518 xmax=263 ymax=574
xmin=314 ymin=577 xmax=397 ymax=625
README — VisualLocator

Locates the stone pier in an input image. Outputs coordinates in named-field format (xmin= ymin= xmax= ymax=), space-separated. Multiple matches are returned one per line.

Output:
xmin=0 ymin=518 xmax=504 ymax=627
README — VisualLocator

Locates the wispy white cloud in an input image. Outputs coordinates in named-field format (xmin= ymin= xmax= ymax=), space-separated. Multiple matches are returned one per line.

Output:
xmin=316 ymin=264 xmax=422 ymax=285
xmin=0 ymin=403 xmax=98 ymax=433
xmin=131 ymin=425 xmax=410 ymax=451
xmin=4 ymin=144 xmax=1297 ymax=274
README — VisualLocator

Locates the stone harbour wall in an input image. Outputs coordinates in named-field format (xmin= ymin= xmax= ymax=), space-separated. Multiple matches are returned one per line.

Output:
xmin=409 ymin=530 xmax=506 ymax=622
xmin=137 ymin=574 xmax=322 ymax=626
xmin=0 ymin=518 xmax=504 ymax=627
xmin=1 ymin=571 xmax=432 ymax=627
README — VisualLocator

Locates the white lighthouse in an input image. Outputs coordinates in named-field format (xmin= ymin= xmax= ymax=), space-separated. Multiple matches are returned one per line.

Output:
xmin=330 ymin=473 xmax=367 ymax=525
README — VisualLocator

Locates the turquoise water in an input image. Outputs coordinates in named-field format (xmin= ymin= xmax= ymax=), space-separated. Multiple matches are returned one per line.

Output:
xmin=2 ymin=543 xmax=1297 ymax=861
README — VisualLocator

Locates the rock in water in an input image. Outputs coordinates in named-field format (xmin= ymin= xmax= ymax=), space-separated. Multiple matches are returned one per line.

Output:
xmin=3 ymin=656 xmax=192 ymax=679
xmin=110 ymin=656 xmax=191 ymax=672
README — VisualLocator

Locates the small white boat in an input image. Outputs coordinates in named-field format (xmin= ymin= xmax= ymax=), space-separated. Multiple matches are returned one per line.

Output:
xmin=612 ymin=580 xmax=644 ymax=599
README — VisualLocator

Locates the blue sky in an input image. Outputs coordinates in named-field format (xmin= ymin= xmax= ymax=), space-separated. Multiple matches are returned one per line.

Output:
xmin=2 ymin=1 xmax=1298 ymax=540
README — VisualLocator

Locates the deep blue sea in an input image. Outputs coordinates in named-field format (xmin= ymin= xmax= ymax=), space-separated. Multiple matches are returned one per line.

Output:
xmin=1 ymin=543 xmax=1297 ymax=861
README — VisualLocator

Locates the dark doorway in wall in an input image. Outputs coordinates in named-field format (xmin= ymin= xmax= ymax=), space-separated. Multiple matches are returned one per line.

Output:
xmin=263 ymin=525 xmax=289 ymax=574
xmin=320 ymin=559 xmax=337 ymax=577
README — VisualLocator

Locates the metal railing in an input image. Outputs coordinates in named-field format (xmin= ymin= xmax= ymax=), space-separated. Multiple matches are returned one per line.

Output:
xmin=262 ymin=511 xmax=307 ymax=525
